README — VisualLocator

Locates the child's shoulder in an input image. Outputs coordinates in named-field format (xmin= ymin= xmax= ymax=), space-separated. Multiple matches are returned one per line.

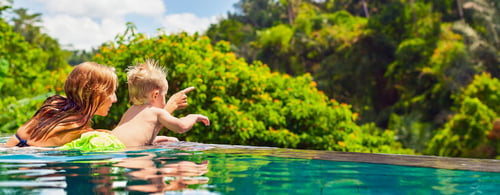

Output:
xmin=128 ymin=104 xmax=169 ymax=116
xmin=147 ymin=106 xmax=170 ymax=115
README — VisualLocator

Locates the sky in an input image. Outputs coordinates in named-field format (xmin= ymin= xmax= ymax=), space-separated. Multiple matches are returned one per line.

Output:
xmin=9 ymin=0 xmax=240 ymax=51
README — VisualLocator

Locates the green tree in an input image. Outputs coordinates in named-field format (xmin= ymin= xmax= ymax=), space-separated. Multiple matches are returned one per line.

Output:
xmin=93 ymin=25 xmax=412 ymax=154
xmin=66 ymin=49 xmax=98 ymax=66
xmin=456 ymin=0 xmax=500 ymax=77
xmin=0 ymin=17 xmax=70 ymax=133
xmin=10 ymin=8 xmax=69 ymax=70
xmin=232 ymin=0 xmax=285 ymax=28
xmin=204 ymin=0 xmax=500 ymax=158
xmin=11 ymin=8 xmax=42 ymax=43
xmin=0 ymin=0 xmax=12 ymax=16
xmin=426 ymin=73 xmax=500 ymax=158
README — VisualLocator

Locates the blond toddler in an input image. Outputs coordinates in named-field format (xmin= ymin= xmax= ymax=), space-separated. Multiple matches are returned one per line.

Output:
xmin=112 ymin=60 xmax=210 ymax=147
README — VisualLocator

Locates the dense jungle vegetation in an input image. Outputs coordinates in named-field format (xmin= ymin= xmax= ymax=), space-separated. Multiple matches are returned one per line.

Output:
xmin=1 ymin=0 xmax=500 ymax=159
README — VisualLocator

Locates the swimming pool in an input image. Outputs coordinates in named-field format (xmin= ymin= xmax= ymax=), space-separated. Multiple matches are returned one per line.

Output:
xmin=0 ymin=139 xmax=499 ymax=194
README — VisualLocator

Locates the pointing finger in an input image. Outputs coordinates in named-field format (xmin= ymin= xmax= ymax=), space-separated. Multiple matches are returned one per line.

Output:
xmin=181 ymin=86 xmax=195 ymax=94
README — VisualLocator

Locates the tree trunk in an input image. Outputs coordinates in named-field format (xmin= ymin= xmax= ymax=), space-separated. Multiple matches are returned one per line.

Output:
xmin=361 ymin=0 xmax=369 ymax=18
xmin=287 ymin=0 xmax=296 ymax=25
xmin=457 ymin=0 xmax=464 ymax=20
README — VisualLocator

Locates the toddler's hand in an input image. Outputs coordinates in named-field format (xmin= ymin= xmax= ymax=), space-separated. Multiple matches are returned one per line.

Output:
xmin=153 ymin=136 xmax=179 ymax=145
xmin=198 ymin=115 xmax=210 ymax=126
xmin=166 ymin=87 xmax=195 ymax=112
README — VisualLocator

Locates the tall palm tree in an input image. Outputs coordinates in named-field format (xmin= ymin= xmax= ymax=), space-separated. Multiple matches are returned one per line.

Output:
xmin=12 ymin=8 xmax=42 ymax=43
xmin=0 ymin=0 xmax=12 ymax=16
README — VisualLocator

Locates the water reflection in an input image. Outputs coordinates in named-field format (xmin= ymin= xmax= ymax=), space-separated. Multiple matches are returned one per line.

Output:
xmin=0 ymin=141 xmax=499 ymax=194
xmin=1 ymin=161 xmax=114 ymax=194
xmin=0 ymin=148 xmax=210 ymax=194
xmin=115 ymin=152 xmax=209 ymax=193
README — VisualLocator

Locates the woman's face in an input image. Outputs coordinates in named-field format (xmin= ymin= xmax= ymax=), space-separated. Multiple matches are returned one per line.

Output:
xmin=95 ymin=92 xmax=118 ymax=116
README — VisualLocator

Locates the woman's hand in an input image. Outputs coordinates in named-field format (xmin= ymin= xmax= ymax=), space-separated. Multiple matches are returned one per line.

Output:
xmin=165 ymin=87 xmax=195 ymax=113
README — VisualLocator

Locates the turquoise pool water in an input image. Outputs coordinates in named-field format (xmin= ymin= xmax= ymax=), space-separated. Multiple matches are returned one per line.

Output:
xmin=0 ymin=140 xmax=499 ymax=194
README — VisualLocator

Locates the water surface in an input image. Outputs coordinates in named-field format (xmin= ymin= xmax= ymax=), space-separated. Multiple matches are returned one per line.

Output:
xmin=0 ymin=139 xmax=499 ymax=194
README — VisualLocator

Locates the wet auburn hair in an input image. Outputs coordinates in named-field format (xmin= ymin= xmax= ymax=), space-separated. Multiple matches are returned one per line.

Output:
xmin=25 ymin=62 xmax=118 ymax=141
xmin=127 ymin=59 xmax=168 ymax=105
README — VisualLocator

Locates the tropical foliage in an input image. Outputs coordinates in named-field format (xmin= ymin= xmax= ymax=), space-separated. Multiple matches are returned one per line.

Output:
xmin=92 ymin=24 xmax=412 ymax=153
xmin=206 ymin=0 xmax=500 ymax=158
xmin=427 ymin=73 xmax=500 ymax=158
xmin=0 ymin=4 xmax=99 ymax=133
xmin=0 ymin=15 xmax=70 ymax=133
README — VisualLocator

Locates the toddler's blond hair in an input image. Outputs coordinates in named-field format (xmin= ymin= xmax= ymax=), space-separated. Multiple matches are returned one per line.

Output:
xmin=127 ymin=59 xmax=168 ymax=105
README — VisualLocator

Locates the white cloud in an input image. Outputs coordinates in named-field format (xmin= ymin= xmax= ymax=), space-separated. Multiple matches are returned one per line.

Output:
xmin=35 ymin=0 xmax=165 ymax=18
xmin=0 ymin=0 xmax=11 ymax=6
xmin=42 ymin=15 xmax=125 ymax=50
xmin=14 ymin=0 xmax=225 ymax=50
xmin=161 ymin=13 xmax=218 ymax=34
xmin=31 ymin=0 xmax=166 ymax=50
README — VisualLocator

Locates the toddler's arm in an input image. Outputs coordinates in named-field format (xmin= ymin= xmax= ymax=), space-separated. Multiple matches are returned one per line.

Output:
xmin=158 ymin=111 xmax=210 ymax=134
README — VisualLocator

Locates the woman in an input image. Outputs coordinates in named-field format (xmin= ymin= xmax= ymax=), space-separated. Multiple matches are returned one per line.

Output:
xmin=4 ymin=62 xmax=191 ymax=147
